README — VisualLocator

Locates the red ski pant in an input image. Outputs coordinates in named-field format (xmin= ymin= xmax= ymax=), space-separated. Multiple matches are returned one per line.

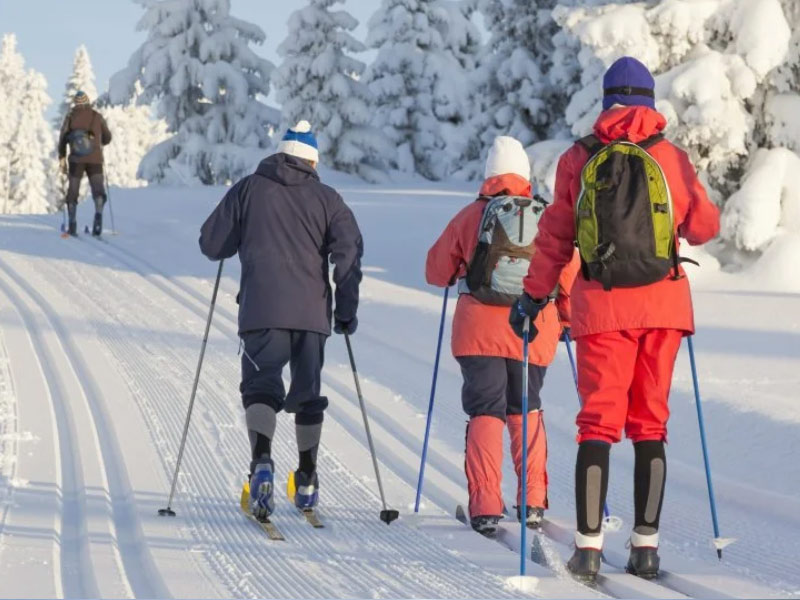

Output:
xmin=575 ymin=328 xmax=683 ymax=444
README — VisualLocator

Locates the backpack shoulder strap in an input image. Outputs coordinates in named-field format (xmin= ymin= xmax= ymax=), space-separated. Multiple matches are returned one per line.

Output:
xmin=638 ymin=133 xmax=665 ymax=150
xmin=577 ymin=134 xmax=604 ymax=157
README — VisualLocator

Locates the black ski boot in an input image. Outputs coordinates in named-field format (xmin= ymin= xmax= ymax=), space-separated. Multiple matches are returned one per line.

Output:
xmin=470 ymin=515 xmax=501 ymax=538
xmin=92 ymin=212 xmax=103 ymax=237
xmin=68 ymin=221 xmax=78 ymax=237
xmin=626 ymin=532 xmax=660 ymax=579
xmin=567 ymin=547 xmax=602 ymax=584
xmin=517 ymin=505 xmax=545 ymax=529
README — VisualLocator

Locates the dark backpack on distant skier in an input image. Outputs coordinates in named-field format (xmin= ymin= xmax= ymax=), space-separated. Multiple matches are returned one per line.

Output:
xmin=459 ymin=194 xmax=550 ymax=306
xmin=66 ymin=111 xmax=97 ymax=158
xmin=575 ymin=133 xmax=693 ymax=290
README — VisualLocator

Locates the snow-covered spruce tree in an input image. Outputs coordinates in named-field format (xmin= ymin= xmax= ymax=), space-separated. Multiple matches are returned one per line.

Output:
xmin=474 ymin=0 xmax=569 ymax=150
xmin=100 ymin=84 xmax=168 ymax=188
xmin=53 ymin=45 xmax=98 ymax=130
xmin=551 ymin=0 xmax=790 ymax=197
xmin=0 ymin=34 xmax=26 ymax=205
xmin=719 ymin=0 xmax=800 ymax=278
xmin=273 ymin=0 xmax=390 ymax=181
xmin=6 ymin=71 xmax=54 ymax=214
xmin=435 ymin=0 xmax=482 ymax=175
xmin=109 ymin=0 xmax=278 ymax=185
xmin=364 ymin=0 xmax=473 ymax=180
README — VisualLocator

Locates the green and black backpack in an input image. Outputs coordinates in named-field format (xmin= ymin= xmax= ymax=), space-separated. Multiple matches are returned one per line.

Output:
xmin=575 ymin=134 xmax=693 ymax=290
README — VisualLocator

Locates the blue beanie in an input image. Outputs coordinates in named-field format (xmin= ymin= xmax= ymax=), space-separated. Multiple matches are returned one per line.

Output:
xmin=602 ymin=57 xmax=655 ymax=111
xmin=277 ymin=120 xmax=319 ymax=162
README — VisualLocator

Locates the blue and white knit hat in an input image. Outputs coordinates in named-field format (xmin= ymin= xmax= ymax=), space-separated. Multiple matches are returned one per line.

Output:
xmin=73 ymin=90 xmax=90 ymax=105
xmin=277 ymin=120 xmax=319 ymax=163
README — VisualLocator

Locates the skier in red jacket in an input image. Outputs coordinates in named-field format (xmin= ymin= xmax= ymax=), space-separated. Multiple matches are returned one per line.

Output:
xmin=509 ymin=57 xmax=720 ymax=581
xmin=427 ymin=137 xmax=579 ymax=536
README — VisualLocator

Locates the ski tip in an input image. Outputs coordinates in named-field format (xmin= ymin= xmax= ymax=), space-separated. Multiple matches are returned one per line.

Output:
xmin=240 ymin=481 xmax=251 ymax=514
xmin=286 ymin=470 xmax=296 ymax=501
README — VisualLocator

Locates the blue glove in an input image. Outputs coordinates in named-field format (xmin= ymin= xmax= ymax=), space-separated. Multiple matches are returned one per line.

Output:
xmin=334 ymin=315 xmax=358 ymax=335
xmin=509 ymin=293 xmax=546 ymax=340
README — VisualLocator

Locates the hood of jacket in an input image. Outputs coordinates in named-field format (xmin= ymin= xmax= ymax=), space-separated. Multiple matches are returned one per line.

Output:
xmin=255 ymin=152 xmax=320 ymax=186
xmin=593 ymin=105 xmax=667 ymax=144
xmin=479 ymin=173 xmax=532 ymax=198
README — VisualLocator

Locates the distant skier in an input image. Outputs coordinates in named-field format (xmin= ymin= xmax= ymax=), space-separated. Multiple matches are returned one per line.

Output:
xmin=509 ymin=57 xmax=720 ymax=581
xmin=57 ymin=90 xmax=112 ymax=237
xmin=199 ymin=120 xmax=363 ymax=522
xmin=426 ymin=136 xmax=579 ymax=537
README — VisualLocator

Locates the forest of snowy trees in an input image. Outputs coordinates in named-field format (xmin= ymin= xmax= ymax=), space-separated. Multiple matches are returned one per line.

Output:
xmin=1 ymin=0 xmax=799 ymax=270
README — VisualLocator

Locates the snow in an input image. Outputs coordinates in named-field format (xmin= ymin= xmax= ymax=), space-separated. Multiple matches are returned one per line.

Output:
xmin=0 ymin=178 xmax=797 ymax=598
xmin=721 ymin=148 xmax=800 ymax=251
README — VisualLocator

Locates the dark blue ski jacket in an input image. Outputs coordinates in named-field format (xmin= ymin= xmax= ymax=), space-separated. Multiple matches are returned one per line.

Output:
xmin=199 ymin=153 xmax=363 ymax=336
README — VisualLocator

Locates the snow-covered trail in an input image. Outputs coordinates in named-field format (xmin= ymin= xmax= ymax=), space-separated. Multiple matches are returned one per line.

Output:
xmin=0 ymin=181 xmax=797 ymax=599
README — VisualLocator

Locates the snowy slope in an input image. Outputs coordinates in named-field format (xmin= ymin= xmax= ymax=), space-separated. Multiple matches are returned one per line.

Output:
xmin=0 ymin=180 xmax=797 ymax=599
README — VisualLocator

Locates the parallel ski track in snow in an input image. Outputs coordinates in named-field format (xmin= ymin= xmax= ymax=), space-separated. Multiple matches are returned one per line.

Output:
xmin=0 ymin=253 xmax=171 ymax=599
xmin=15 ymin=234 xmax=527 ymax=599
xmin=0 ymin=258 xmax=113 ymax=598
xmin=67 ymin=237 xmax=696 ymax=600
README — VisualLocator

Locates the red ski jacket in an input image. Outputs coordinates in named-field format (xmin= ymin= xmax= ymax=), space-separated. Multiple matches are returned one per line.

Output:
xmin=522 ymin=106 xmax=720 ymax=337
xmin=427 ymin=173 xmax=580 ymax=365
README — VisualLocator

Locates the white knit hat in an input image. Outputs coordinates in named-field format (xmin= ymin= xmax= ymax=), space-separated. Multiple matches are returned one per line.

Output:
xmin=484 ymin=136 xmax=531 ymax=181
xmin=277 ymin=120 xmax=319 ymax=163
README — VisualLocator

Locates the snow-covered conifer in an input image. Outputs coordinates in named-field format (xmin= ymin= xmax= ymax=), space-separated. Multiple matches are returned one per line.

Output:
xmin=364 ymin=0 xmax=472 ymax=180
xmin=110 ymin=0 xmax=278 ymax=185
xmin=6 ymin=71 xmax=53 ymax=214
xmin=273 ymin=0 xmax=390 ymax=180
xmin=101 ymin=84 xmax=168 ymax=188
xmin=53 ymin=45 xmax=98 ymax=130
xmin=0 ymin=34 xmax=26 ymax=205
xmin=475 ymin=0 xmax=567 ymax=150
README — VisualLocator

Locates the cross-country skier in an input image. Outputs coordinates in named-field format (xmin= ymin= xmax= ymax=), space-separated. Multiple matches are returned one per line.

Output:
xmin=57 ymin=90 xmax=112 ymax=237
xmin=509 ymin=57 xmax=720 ymax=581
xmin=199 ymin=120 xmax=363 ymax=522
xmin=426 ymin=136 xmax=580 ymax=537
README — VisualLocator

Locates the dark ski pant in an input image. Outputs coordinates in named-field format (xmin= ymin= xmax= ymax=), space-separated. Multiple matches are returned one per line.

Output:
xmin=65 ymin=162 xmax=106 ymax=233
xmin=456 ymin=356 xmax=546 ymax=419
xmin=240 ymin=329 xmax=328 ymax=426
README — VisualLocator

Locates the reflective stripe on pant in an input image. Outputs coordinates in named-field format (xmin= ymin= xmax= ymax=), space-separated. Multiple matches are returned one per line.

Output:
xmin=575 ymin=328 xmax=683 ymax=444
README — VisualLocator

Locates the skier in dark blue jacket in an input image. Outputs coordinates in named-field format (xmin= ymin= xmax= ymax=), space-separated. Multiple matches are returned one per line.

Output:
xmin=199 ymin=120 xmax=363 ymax=521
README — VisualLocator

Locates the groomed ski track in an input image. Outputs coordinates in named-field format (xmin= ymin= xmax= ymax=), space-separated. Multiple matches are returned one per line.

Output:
xmin=0 ymin=186 xmax=796 ymax=599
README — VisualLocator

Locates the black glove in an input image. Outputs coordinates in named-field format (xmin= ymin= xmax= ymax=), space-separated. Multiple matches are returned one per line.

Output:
xmin=334 ymin=315 xmax=358 ymax=335
xmin=508 ymin=293 xmax=546 ymax=340
xmin=560 ymin=327 xmax=572 ymax=343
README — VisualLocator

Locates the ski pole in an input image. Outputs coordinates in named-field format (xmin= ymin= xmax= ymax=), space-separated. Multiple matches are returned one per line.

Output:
xmin=159 ymin=260 xmax=224 ymax=517
xmin=414 ymin=285 xmax=449 ymax=513
xmin=563 ymin=330 xmax=611 ymax=521
xmin=105 ymin=172 xmax=116 ymax=235
xmin=60 ymin=172 xmax=69 ymax=236
xmin=520 ymin=317 xmax=531 ymax=577
xmin=344 ymin=334 xmax=399 ymax=525
xmin=687 ymin=335 xmax=727 ymax=559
